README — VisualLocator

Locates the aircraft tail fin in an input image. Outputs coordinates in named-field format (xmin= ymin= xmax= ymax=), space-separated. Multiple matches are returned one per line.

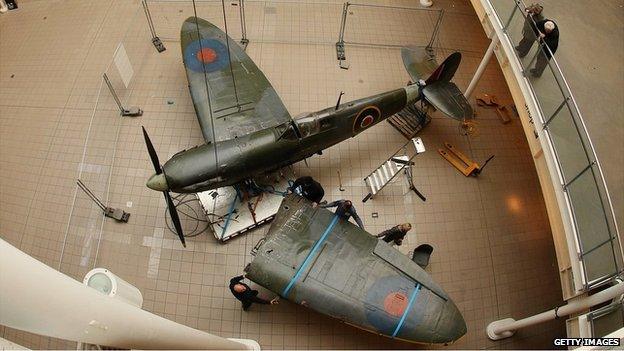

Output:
xmin=401 ymin=47 xmax=473 ymax=121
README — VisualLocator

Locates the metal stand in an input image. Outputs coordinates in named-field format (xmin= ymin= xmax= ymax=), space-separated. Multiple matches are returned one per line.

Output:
xmin=196 ymin=176 xmax=291 ymax=242
xmin=142 ymin=0 xmax=166 ymax=53
xmin=238 ymin=0 xmax=249 ymax=50
xmin=77 ymin=180 xmax=130 ymax=223
xmin=335 ymin=2 xmax=443 ymax=67
xmin=103 ymin=74 xmax=143 ymax=117
xmin=362 ymin=137 xmax=426 ymax=202
xmin=335 ymin=2 xmax=348 ymax=65
xmin=404 ymin=166 xmax=426 ymax=202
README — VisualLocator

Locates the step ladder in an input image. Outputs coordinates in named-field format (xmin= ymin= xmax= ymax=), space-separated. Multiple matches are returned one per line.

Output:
xmin=362 ymin=137 xmax=425 ymax=202
xmin=387 ymin=103 xmax=431 ymax=139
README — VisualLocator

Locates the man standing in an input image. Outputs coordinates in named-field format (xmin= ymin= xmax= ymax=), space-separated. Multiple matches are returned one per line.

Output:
xmin=321 ymin=199 xmax=364 ymax=229
xmin=515 ymin=3 xmax=545 ymax=58
xmin=530 ymin=19 xmax=559 ymax=77
xmin=376 ymin=223 xmax=412 ymax=246
xmin=229 ymin=275 xmax=279 ymax=311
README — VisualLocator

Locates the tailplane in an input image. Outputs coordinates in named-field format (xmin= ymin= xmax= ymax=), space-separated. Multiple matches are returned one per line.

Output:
xmin=402 ymin=47 xmax=473 ymax=121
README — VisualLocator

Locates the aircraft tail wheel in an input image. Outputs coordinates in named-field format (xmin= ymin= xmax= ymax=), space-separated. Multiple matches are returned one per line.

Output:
xmin=459 ymin=120 xmax=478 ymax=137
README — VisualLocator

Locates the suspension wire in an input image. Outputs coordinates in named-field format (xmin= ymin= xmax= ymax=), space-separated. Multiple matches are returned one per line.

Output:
xmin=221 ymin=0 xmax=241 ymax=109
xmin=141 ymin=0 xmax=156 ymax=38
xmin=191 ymin=0 xmax=219 ymax=169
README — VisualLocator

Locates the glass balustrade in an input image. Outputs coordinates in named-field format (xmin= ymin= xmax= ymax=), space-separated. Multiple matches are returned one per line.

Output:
xmin=488 ymin=0 xmax=621 ymax=290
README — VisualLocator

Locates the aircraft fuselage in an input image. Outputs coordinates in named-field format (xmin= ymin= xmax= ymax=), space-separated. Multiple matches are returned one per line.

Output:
xmin=151 ymin=85 xmax=420 ymax=193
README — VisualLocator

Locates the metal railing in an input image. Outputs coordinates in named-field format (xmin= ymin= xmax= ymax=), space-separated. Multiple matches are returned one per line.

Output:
xmin=486 ymin=0 xmax=622 ymax=290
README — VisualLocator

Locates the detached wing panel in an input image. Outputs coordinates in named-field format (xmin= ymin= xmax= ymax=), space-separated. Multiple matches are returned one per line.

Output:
xmin=181 ymin=17 xmax=291 ymax=143
xmin=246 ymin=195 xmax=467 ymax=344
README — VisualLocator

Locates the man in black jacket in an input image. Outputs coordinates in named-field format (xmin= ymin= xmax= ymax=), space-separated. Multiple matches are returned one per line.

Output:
xmin=321 ymin=199 xmax=364 ymax=229
xmin=530 ymin=19 xmax=559 ymax=77
xmin=229 ymin=275 xmax=279 ymax=311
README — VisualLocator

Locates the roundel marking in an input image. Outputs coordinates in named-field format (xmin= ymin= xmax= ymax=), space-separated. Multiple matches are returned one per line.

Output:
xmin=353 ymin=105 xmax=381 ymax=134
xmin=383 ymin=292 xmax=408 ymax=317
xmin=364 ymin=275 xmax=419 ymax=335
xmin=197 ymin=47 xmax=217 ymax=63
xmin=184 ymin=39 xmax=229 ymax=73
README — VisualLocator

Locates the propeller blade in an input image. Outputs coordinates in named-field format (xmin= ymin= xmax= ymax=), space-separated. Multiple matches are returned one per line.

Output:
xmin=142 ymin=126 xmax=162 ymax=175
xmin=164 ymin=191 xmax=186 ymax=248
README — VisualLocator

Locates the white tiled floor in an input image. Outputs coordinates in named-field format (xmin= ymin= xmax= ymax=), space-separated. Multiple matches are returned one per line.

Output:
xmin=0 ymin=0 xmax=565 ymax=349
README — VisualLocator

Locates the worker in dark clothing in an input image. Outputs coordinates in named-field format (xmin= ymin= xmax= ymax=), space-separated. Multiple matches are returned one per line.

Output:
xmin=290 ymin=176 xmax=325 ymax=205
xmin=515 ymin=3 xmax=545 ymax=58
xmin=229 ymin=275 xmax=279 ymax=311
xmin=321 ymin=199 xmax=364 ymax=229
xmin=376 ymin=223 xmax=412 ymax=246
xmin=530 ymin=19 xmax=559 ymax=77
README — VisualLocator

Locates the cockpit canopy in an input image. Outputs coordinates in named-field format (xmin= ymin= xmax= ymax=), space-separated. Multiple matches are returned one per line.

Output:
xmin=277 ymin=111 xmax=332 ymax=141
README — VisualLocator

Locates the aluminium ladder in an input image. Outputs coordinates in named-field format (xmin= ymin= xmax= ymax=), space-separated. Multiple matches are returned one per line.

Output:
xmin=362 ymin=137 xmax=425 ymax=202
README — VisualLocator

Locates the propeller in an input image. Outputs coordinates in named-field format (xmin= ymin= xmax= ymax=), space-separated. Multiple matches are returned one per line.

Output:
xmin=141 ymin=126 xmax=186 ymax=248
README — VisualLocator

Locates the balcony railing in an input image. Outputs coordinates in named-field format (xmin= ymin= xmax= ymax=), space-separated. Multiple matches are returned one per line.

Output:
xmin=485 ymin=0 xmax=622 ymax=291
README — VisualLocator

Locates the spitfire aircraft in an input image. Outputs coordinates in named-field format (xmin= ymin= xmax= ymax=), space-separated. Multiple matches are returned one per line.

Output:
xmin=245 ymin=194 xmax=467 ymax=344
xmin=142 ymin=17 xmax=472 ymax=244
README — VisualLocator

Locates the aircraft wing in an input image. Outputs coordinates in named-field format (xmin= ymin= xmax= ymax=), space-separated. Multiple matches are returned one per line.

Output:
xmin=246 ymin=195 xmax=466 ymax=344
xmin=181 ymin=17 xmax=291 ymax=143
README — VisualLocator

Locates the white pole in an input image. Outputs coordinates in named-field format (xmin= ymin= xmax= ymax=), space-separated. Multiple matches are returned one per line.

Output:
xmin=0 ymin=238 xmax=258 ymax=350
xmin=487 ymin=282 xmax=624 ymax=340
xmin=464 ymin=34 xmax=499 ymax=98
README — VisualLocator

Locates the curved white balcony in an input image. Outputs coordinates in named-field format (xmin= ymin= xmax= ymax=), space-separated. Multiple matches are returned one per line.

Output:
xmin=471 ymin=0 xmax=622 ymax=297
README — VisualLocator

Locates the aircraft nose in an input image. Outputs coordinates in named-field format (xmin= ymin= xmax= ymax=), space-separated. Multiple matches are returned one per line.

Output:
xmin=436 ymin=300 xmax=467 ymax=343
xmin=146 ymin=173 xmax=168 ymax=191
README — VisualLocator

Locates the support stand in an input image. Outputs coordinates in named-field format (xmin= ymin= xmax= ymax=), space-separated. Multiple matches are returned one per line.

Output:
xmin=335 ymin=2 xmax=348 ymax=67
xmin=142 ymin=0 xmax=166 ymax=53
xmin=103 ymin=74 xmax=143 ymax=117
xmin=77 ymin=180 xmax=130 ymax=223
xmin=404 ymin=166 xmax=426 ymax=201
xmin=238 ymin=0 xmax=249 ymax=50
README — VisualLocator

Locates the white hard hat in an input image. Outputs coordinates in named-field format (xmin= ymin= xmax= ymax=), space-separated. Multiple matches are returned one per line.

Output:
xmin=544 ymin=21 xmax=555 ymax=31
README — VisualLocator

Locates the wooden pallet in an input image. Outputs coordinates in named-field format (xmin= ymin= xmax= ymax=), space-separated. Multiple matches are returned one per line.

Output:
xmin=387 ymin=103 xmax=431 ymax=139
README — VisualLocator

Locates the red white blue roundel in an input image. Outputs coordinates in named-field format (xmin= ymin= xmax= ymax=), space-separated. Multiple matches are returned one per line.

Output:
xmin=184 ymin=39 xmax=229 ymax=73
xmin=353 ymin=106 xmax=381 ymax=133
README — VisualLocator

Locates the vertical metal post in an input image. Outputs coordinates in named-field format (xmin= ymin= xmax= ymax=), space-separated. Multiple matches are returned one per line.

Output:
xmin=426 ymin=9 xmax=444 ymax=49
xmin=503 ymin=2 xmax=518 ymax=31
xmin=103 ymin=73 xmax=124 ymax=115
xmin=239 ymin=0 xmax=249 ymax=49
xmin=103 ymin=74 xmax=143 ymax=117
xmin=142 ymin=0 xmax=166 ymax=52
xmin=465 ymin=34 xmax=499 ymax=98
xmin=336 ymin=2 xmax=348 ymax=61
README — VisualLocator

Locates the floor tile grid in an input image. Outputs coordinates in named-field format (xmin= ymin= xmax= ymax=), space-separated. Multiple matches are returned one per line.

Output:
xmin=0 ymin=1 xmax=564 ymax=350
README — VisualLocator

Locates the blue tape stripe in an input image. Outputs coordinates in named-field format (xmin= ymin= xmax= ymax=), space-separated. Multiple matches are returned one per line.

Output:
xmin=392 ymin=284 xmax=421 ymax=337
xmin=221 ymin=187 xmax=240 ymax=240
xmin=282 ymin=215 xmax=340 ymax=297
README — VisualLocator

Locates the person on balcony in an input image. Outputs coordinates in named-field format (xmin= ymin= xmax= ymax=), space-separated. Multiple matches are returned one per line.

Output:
xmin=530 ymin=20 xmax=559 ymax=77
xmin=515 ymin=4 xmax=545 ymax=58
